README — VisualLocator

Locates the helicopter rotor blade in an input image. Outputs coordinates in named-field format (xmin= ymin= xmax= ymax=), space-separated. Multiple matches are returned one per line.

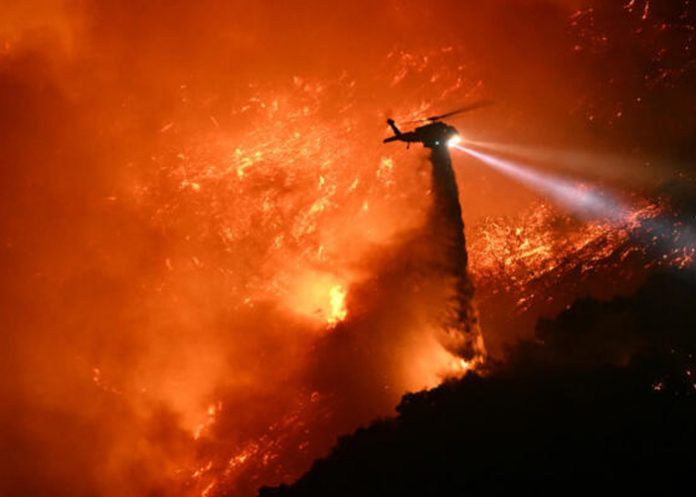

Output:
xmin=400 ymin=118 xmax=429 ymax=125
xmin=426 ymin=100 xmax=493 ymax=121
xmin=391 ymin=100 xmax=493 ymax=126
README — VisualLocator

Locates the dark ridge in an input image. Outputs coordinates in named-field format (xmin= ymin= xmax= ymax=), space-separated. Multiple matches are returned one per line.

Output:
xmin=259 ymin=270 xmax=696 ymax=497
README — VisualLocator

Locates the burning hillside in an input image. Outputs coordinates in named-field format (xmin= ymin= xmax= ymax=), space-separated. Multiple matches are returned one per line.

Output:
xmin=469 ymin=197 xmax=695 ymax=355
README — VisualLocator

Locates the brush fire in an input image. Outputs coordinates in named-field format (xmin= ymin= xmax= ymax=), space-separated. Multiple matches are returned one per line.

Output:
xmin=1 ymin=1 xmax=695 ymax=497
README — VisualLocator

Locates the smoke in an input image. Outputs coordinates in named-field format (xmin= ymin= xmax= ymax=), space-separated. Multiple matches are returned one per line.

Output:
xmin=209 ymin=145 xmax=484 ymax=496
xmin=0 ymin=2 xmax=489 ymax=495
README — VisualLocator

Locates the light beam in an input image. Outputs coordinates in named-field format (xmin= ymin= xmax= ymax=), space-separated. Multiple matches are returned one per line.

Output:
xmin=452 ymin=144 xmax=696 ymax=273
xmin=452 ymin=144 xmax=630 ymax=221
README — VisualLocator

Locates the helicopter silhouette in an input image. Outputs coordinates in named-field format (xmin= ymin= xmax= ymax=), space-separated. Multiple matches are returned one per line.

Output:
xmin=383 ymin=101 xmax=490 ymax=149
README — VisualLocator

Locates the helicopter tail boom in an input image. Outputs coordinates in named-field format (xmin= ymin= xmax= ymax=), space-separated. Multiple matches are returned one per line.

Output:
xmin=383 ymin=135 xmax=402 ymax=143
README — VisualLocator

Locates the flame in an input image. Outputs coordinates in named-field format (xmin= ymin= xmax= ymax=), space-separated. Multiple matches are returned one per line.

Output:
xmin=275 ymin=271 xmax=351 ymax=327
xmin=327 ymin=285 xmax=348 ymax=327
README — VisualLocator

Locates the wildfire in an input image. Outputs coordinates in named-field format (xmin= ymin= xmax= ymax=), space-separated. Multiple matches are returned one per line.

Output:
xmin=468 ymin=198 xmax=694 ymax=354
xmin=327 ymin=284 xmax=348 ymax=327
xmin=194 ymin=402 xmax=223 ymax=440
xmin=3 ymin=2 xmax=695 ymax=497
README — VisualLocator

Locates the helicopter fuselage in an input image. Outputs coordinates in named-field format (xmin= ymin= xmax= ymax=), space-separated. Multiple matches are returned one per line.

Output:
xmin=383 ymin=121 xmax=460 ymax=149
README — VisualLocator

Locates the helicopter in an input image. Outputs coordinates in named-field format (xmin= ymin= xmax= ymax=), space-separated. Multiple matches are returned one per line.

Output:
xmin=383 ymin=101 xmax=490 ymax=149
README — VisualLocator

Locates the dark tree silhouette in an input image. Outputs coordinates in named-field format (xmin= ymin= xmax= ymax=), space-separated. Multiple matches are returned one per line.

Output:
xmin=259 ymin=270 xmax=696 ymax=497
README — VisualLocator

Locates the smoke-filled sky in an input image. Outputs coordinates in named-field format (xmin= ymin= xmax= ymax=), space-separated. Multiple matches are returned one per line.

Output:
xmin=1 ymin=1 xmax=695 ymax=496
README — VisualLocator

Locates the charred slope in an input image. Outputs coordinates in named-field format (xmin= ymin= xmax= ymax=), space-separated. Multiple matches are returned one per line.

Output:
xmin=259 ymin=270 xmax=696 ymax=497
